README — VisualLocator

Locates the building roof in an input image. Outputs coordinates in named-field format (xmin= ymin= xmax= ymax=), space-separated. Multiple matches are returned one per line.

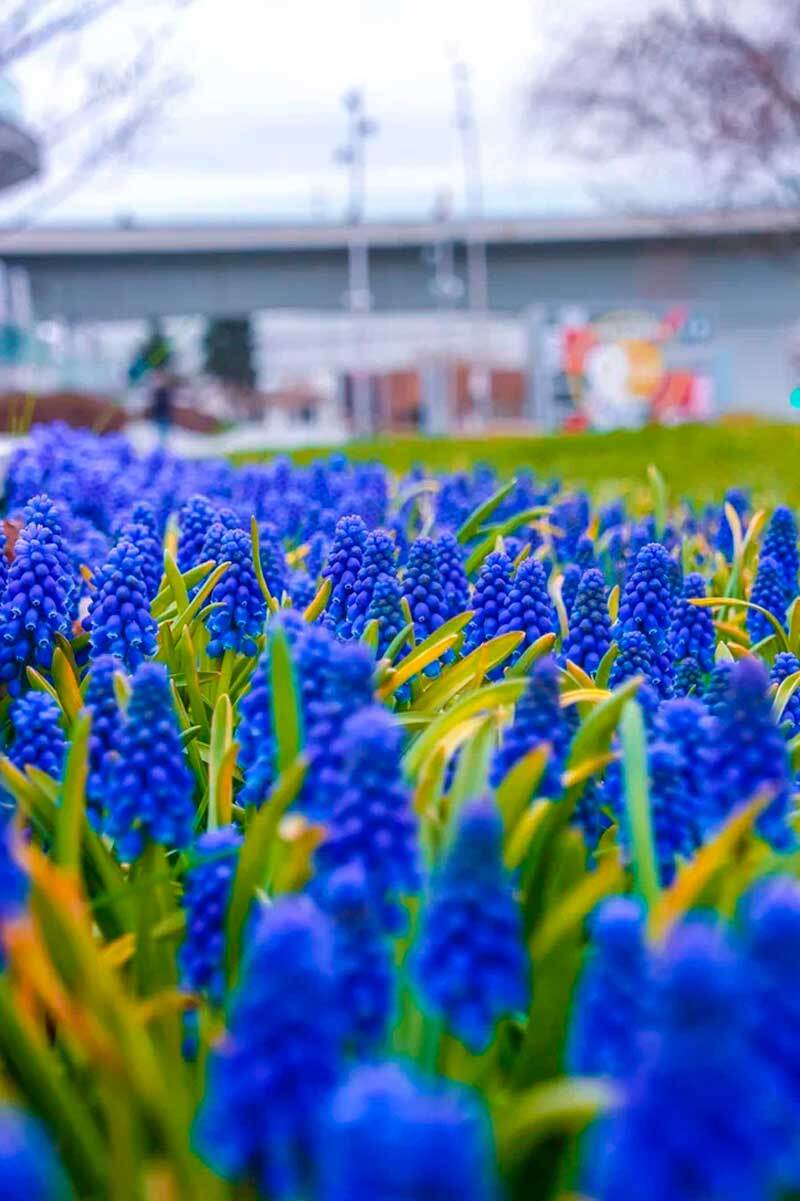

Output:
xmin=1 ymin=207 xmax=798 ymax=256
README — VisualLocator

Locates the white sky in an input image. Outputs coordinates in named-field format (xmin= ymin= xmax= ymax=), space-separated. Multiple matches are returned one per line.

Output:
xmin=2 ymin=0 xmax=666 ymax=225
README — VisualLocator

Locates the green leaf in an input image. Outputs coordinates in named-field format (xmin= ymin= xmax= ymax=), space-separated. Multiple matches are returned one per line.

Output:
xmin=56 ymin=711 xmax=91 ymax=874
xmin=647 ymin=463 xmax=668 ymax=537
xmin=170 ymin=559 xmax=231 ymax=637
xmin=691 ymin=596 xmax=789 ymax=652
xmin=208 ymin=694 xmax=235 ymax=831
xmin=620 ymin=699 xmax=660 ymax=908
xmin=773 ymin=670 xmax=800 ymax=721
xmin=163 ymin=549 xmax=190 ymax=614
xmin=495 ymin=1077 xmax=618 ymax=1167
xmin=505 ymin=632 xmax=557 ymax=679
xmin=51 ymin=647 xmax=84 ymax=724
xmin=446 ymin=714 xmax=497 ymax=817
xmin=405 ymin=679 xmax=527 ymax=775
xmin=269 ymin=624 xmax=303 ymax=774
xmin=496 ymin=744 xmax=551 ymax=832
xmin=464 ymin=506 xmax=551 ymax=574
xmin=303 ymin=576 xmax=332 ymax=622
xmin=378 ymin=633 xmax=460 ymax=700
xmin=566 ymin=674 xmax=643 ymax=771
xmin=250 ymin=515 xmax=281 ymax=614
xmin=457 ymin=477 xmax=518 ymax=544
xmin=0 ymin=980 xmax=107 ymax=1196
xmin=595 ymin=642 xmax=619 ymax=689
xmin=226 ymin=756 xmax=308 ymax=982
xmin=412 ymin=632 xmax=524 ymax=713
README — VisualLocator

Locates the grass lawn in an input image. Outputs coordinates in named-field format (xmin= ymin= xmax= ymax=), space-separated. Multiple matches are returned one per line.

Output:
xmin=236 ymin=418 xmax=800 ymax=503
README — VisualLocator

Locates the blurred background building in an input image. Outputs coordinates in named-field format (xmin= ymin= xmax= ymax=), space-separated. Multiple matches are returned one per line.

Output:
xmin=0 ymin=0 xmax=797 ymax=444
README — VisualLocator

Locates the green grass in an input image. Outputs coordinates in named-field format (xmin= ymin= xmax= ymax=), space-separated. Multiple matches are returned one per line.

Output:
xmin=236 ymin=419 xmax=800 ymax=504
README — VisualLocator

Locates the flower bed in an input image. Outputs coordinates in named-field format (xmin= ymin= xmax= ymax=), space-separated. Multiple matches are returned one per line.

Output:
xmin=0 ymin=421 xmax=796 ymax=1199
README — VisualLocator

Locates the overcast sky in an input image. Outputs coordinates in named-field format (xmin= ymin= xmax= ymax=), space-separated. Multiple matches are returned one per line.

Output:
xmin=4 ymin=0 xmax=653 ymax=225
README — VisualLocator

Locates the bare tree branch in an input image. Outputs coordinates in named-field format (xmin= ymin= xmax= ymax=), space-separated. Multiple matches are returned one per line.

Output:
xmin=0 ymin=0 xmax=194 ymax=220
xmin=531 ymin=0 xmax=800 ymax=206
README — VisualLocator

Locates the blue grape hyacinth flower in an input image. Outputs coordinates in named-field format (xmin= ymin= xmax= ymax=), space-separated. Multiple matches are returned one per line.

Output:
xmin=83 ymin=655 xmax=125 ymax=830
xmin=319 ymin=1062 xmax=501 ymax=1201
xmin=709 ymin=655 xmax=795 ymax=849
xmin=414 ymin=797 xmax=528 ymax=1052
xmin=194 ymin=896 xmax=341 ymax=1200
xmin=320 ymin=863 xmax=394 ymax=1056
xmin=749 ymin=554 xmax=788 ymax=644
xmin=86 ymin=538 xmax=158 ymax=671
xmin=614 ymin=542 xmax=674 ymax=649
xmin=591 ymin=920 xmax=775 ymax=1201
xmin=491 ymin=655 xmax=567 ymax=797
xmin=323 ymin=514 xmax=367 ymax=630
xmin=402 ymin=536 xmax=449 ymax=641
xmin=464 ymin=551 xmax=513 ymax=652
xmin=563 ymin=567 xmax=611 ymax=674
xmin=179 ymin=826 xmax=243 ymax=1006
xmin=345 ymin=529 xmax=397 ymax=638
xmin=568 ymin=896 xmax=649 ymax=1079
xmin=761 ymin=505 xmax=799 ymax=605
xmin=668 ymin=571 xmax=715 ymax=673
xmin=8 ymin=692 xmax=66 ymax=783
xmin=204 ymin=527 xmax=266 ymax=659
xmin=105 ymin=662 xmax=195 ymax=860
xmin=0 ymin=1105 xmax=72 ymax=1201
xmin=316 ymin=705 xmax=419 ymax=931
xmin=0 ymin=521 xmax=75 ymax=693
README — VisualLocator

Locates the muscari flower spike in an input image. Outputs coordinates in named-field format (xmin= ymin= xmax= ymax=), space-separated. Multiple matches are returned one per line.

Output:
xmin=491 ymin=655 xmax=567 ymax=798
xmin=761 ymin=504 xmax=799 ymax=605
xmin=709 ymin=654 xmax=795 ymax=850
xmin=0 ymin=1104 xmax=72 ymax=1201
xmin=8 ymin=692 xmax=66 ymax=783
xmin=414 ymin=796 xmax=528 ymax=1052
xmin=496 ymin=556 xmax=558 ymax=658
xmin=194 ymin=896 xmax=341 ymax=1201
xmin=258 ymin=521 xmax=288 ymax=600
xmin=748 ymin=554 xmax=787 ymax=644
xmin=315 ymin=705 xmax=419 ymax=931
xmin=668 ymin=571 xmax=715 ymax=673
xmin=770 ymin=650 xmax=800 ymax=733
xmin=86 ymin=538 xmax=158 ymax=672
xmin=179 ymin=825 xmax=243 ymax=1006
xmin=0 ymin=521 xmax=75 ymax=693
xmin=435 ymin=530 xmax=470 ymax=618
xmin=105 ymin=662 xmax=195 ymax=860
xmin=590 ymin=920 xmax=774 ymax=1201
xmin=563 ymin=567 xmax=612 ymax=674
xmin=204 ymin=527 xmax=266 ymax=659
xmin=114 ymin=502 xmax=163 ymax=600
xmin=402 ymin=535 xmax=449 ymax=641
xmin=322 ymin=514 xmax=368 ymax=630
xmin=83 ymin=655 xmax=125 ymax=830
xmin=345 ymin=529 xmax=397 ymax=638
xmin=739 ymin=875 xmax=800 ymax=1190
xmin=464 ymin=551 xmax=513 ymax=652
xmin=609 ymin=630 xmax=672 ymax=703
xmin=177 ymin=494 xmax=217 ymax=573
xmin=568 ymin=896 xmax=649 ymax=1079
xmin=319 ymin=1062 xmax=501 ymax=1201
xmin=364 ymin=571 xmax=407 ymax=658
xmin=560 ymin=562 xmax=581 ymax=620
xmin=614 ymin=542 xmax=674 ymax=649
xmin=319 ymin=863 xmax=394 ymax=1056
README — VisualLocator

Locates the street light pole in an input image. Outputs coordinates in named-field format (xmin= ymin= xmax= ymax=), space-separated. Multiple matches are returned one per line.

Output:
xmin=335 ymin=89 xmax=378 ymax=438
xmin=451 ymin=57 xmax=491 ymax=429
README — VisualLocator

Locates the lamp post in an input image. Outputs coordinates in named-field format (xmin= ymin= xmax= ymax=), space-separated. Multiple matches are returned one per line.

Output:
xmin=335 ymin=89 xmax=378 ymax=437
xmin=451 ymin=57 xmax=491 ymax=428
